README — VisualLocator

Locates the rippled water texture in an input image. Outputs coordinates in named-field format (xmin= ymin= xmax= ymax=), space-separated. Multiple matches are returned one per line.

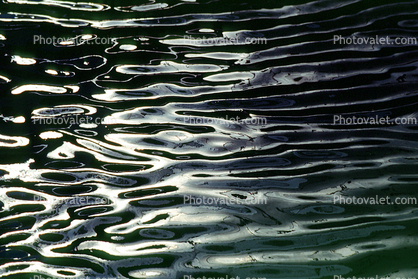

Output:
xmin=1 ymin=0 xmax=418 ymax=278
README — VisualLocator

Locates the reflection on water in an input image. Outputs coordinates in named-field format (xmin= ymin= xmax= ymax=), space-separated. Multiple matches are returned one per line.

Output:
xmin=1 ymin=0 xmax=418 ymax=278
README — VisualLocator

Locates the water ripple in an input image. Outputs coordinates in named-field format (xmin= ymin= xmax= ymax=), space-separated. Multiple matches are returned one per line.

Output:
xmin=1 ymin=0 xmax=418 ymax=278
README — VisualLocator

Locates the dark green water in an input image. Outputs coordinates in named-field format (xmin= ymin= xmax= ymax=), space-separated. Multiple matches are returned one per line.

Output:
xmin=1 ymin=0 xmax=418 ymax=278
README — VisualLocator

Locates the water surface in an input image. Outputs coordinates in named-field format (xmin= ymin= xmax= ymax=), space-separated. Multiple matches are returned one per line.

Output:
xmin=1 ymin=0 xmax=418 ymax=278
